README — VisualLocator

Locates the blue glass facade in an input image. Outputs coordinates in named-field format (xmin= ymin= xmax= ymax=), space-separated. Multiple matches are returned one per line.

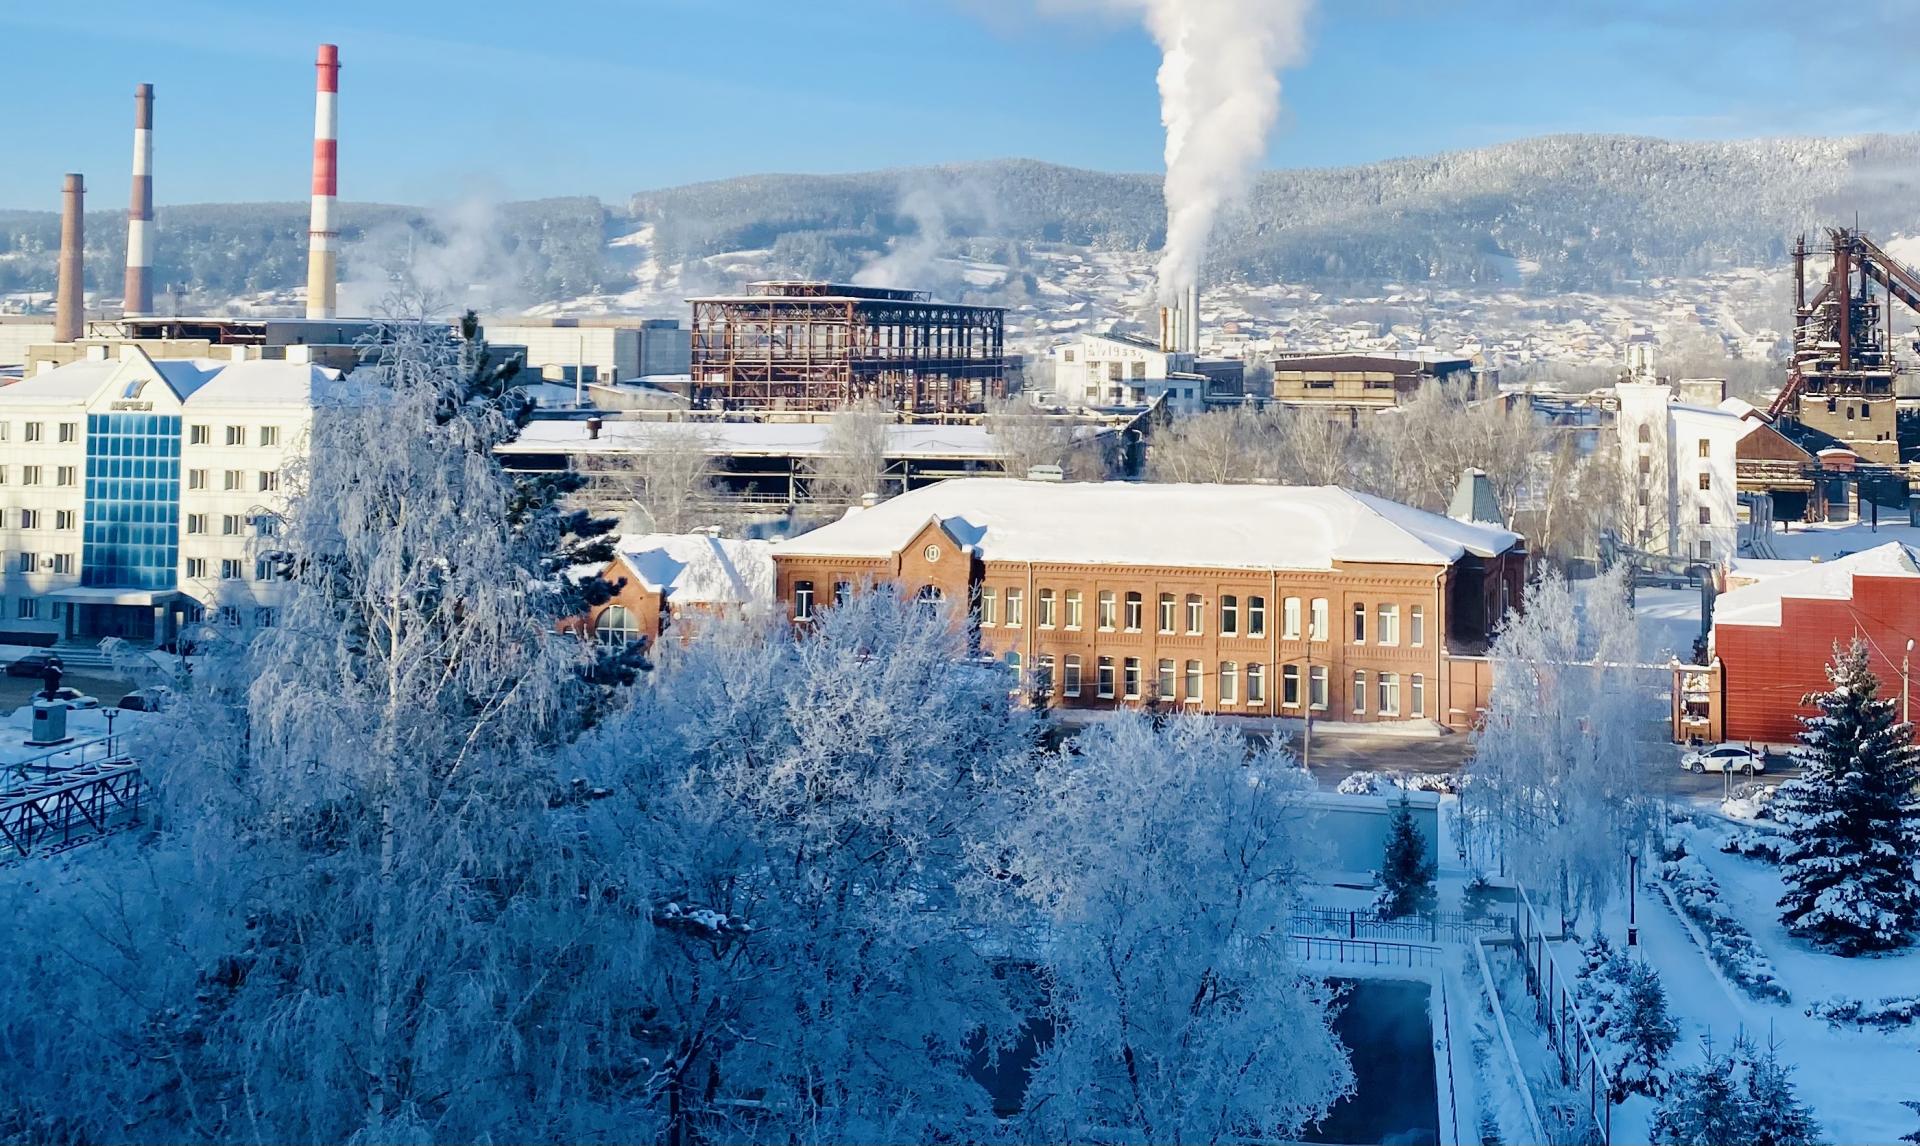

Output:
xmin=82 ymin=412 xmax=182 ymax=590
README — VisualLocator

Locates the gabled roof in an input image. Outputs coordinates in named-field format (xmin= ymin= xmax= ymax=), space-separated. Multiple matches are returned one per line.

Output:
xmin=0 ymin=349 xmax=340 ymax=408
xmin=1713 ymin=542 xmax=1920 ymax=628
xmin=614 ymin=533 xmax=775 ymax=609
xmin=775 ymin=479 xmax=1521 ymax=570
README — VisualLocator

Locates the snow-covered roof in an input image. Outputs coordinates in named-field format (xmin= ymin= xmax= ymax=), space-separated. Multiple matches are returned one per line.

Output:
xmin=498 ymin=418 xmax=1010 ymax=460
xmin=1713 ymin=542 xmax=1920 ymax=628
xmin=0 ymin=353 xmax=340 ymax=408
xmin=776 ymin=479 xmax=1521 ymax=570
xmin=613 ymin=533 xmax=774 ymax=609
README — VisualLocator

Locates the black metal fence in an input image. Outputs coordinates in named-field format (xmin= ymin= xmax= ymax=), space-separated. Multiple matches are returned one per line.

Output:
xmin=1507 ymin=885 xmax=1614 ymax=1146
xmin=1286 ymin=934 xmax=1438 ymax=968
xmin=1291 ymin=904 xmax=1512 ymax=945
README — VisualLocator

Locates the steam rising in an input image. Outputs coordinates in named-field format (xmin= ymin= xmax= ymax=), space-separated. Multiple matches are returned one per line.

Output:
xmin=1124 ymin=0 xmax=1314 ymax=302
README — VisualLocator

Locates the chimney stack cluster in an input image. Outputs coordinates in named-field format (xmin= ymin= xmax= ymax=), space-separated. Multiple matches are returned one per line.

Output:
xmin=306 ymin=43 xmax=341 ymax=320
xmin=1157 ymin=285 xmax=1202 ymax=355
xmin=123 ymin=83 xmax=155 ymax=317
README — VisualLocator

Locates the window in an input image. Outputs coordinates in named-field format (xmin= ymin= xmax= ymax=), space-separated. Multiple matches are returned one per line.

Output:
xmin=1107 ymin=361 xmax=1123 ymax=382
xmin=834 ymin=580 xmax=852 ymax=606
xmin=1283 ymin=664 xmax=1301 ymax=707
xmin=1698 ymin=506 xmax=1712 ymax=525
xmin=22 ymin=466 xmax=41 ymax=486
xmin=1410 ymin=674 xmax=1424 ymax=716
xmin=1248 ymin=596 xmax=1266 ymax=637
xmin=1097 ymin=590 xmax=1116 ymax=630
xmin=1037 ymin=587 xmax=1056 ymax=628
xmin=222 ymin=514 xmax=242 ymax=536
xmin=1247 ymin=662 xmax=1265 ymax=705
xmin=793 ymin=580 xmax=815 ymax=620
xmin=254 ymin=608 xmax=276 ymax=628
xmin=1636 ymin=424 xmax=1650 ymax=443
xmin=1309 ymin=665 xmax=1328 ymax=710
xmin=1097 ymin=656 xmax=1116 ymax=698
xmin=52 ymin=554 xmax=73 ymax=574
xmin=1379 ymin=672 xmax=1401 ymax=716
xmin=259 ymin=426 xmax=280 ymax=447
xmin=1064 ymin=589 xmax=1082 ymax=629
xmin=188 ymin=469 xmax=207 ymax=490
xmin=1123 ymin=657 xmax=1141 ymax=699
xmin=186 ymin=558 xmax=207 ymax=579
xmin=16 ymin=553 xmax=35 ymax=573
xmin=0 ymin=466 xmax=6 ymax=484
xmin=979 ymin=586 xmax=997 ymax=626
xmin=1377 ymin=604 xmax=1400 ymax=646
xmin=1221 ymin=595 xmax=1239 ymax=636
xmin=595 ymin=605 xmax=639 ymax=647
xmin=1007 ymin=651 xmax=1022 ymax=679
xmin=186 ymin=514 xmax=206 ymax=535
xmin=1158 ymin=592 xmax=1176 ymax=632
xmin=1696 ymin=540 xmax=1712 ymax=560
xmin=1063 ymin=655 xmax=1082 ymax=697
xmin=1006 ymin=587 xmax=1024 ymax=627
xmin=1158 ymin=658 xmax=1176 ymax=700
xmin=1036 ymin=654 xmax=1056 ymax=696
xmin=1219 ymin=662 xmax=1238 ymax=704
xmin=1284 ymin=597 xmax=1302 ymax=639
xmin=220 ymin=559 xmax=244 ymax=580
xmin=57 ymin=421 xmax=77 ymax=443
xmin=16 ymin=597 xmax=37 ymax=620
xmin=23 ymin=421 xmax=42 ymax=443
xmin=190 ymin=425 xmax=210 ymax=445
xmin=254 ymin=558 xmax=276 ymax=582
xmin=1309 ymin=598 xmax=1328 ymax=641
xmin=1697 ymin=438 xmax=1711 ymax=458
xmin=1410 ymin=605 xmax=1425 ymax=647
xmin=56 ymin=465 xmax=76 ymax=487
xmin=0 ymin=422 xmax=7 ymax=441
xmin=225 ymin=425 xmax=245 ymax=446
xmin=1185 ymin=659 xmax=1202 ymax=702
xmin=1353 ymin=602 xmax=1367 ymax=644
xmin=19 ymin=509 xmax=38 ymax=530
xmin=224 ymin=470 xmax=244 ymax=491
xmin=1063 ymin=349 xmax=1075 ymax=363
xmin=54 ymin=511 xmax=74 ymax=531
xmin=1124 ymin=591 xmax=1143 ymax=631
xmin=1638 ymin=455 xmax=1651 ymax=475
xmin=219 ymin=606 xmax=241 ymax=627
xmin=259 ymin=470 xmax=280 ymax=493
xmin=1352 ymin=670 xmax=1367 ymax=714
xmin=1184 ymin=594 xmax=1203 ymax=634
xmin=1698 ymin=472 xmax=1711 ymax=490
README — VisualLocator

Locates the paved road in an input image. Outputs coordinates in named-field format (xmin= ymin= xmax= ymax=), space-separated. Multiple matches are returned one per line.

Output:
xmin=0 ymin=671 xmax=131 ymax=712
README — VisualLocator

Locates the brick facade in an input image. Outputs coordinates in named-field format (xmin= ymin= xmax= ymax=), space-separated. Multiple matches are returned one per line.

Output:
xmin=773 ymin=523 xmax=1526 ymax=730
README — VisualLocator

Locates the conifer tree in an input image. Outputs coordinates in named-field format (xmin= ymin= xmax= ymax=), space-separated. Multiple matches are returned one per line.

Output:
xmin=1744 ymin=1039 xmax=1820 ymax=1146
xmin=1610 ymin=962 xmax=1679 ymax=1102
xmin=1774 ymin=640 xmax=1920 ymax=953
xmin=1375 ymin=793 xmax=1438 ymax=918
xmin=1652 ymin=1035 xmax=1749 ymax=1145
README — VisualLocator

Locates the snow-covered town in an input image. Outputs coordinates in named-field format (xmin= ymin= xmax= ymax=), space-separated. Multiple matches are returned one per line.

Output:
xmin=4 ymin=4 xmax=1920 ymax=1146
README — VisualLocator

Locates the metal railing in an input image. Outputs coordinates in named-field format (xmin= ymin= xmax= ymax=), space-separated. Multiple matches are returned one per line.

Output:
xmin=1506 ymin=884 xmax=1614 ymax=1146
xmin=1287 ymin=934 xmax=1438 ymax=967
xmin=0 ymin=759 xmax=144 ymax=857
xmin=1292 ymin=904 xmax=1512 ymax=945
xmin=2 ymin=734 xmax=126 ymax=785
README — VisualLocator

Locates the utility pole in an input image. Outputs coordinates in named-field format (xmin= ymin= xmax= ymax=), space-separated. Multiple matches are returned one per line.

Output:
xmin=1904 ymin=638 xmax=1914 ymax=726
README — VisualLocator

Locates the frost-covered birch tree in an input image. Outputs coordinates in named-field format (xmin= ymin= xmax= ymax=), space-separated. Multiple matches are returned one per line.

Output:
xmin=1466 ymin=565 xmax=1664 ymax=925
xmin=569 ymin=590 xmax=1038 ymax=1143
xmin=1 ymin=311 xmax=658 ymax=1144
xmin=988 ymin=714 xmax=1353 ymax=1142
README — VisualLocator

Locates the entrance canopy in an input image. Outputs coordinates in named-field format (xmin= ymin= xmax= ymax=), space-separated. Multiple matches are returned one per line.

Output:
xmin=48 ymin=587 xmax=188 ymax=607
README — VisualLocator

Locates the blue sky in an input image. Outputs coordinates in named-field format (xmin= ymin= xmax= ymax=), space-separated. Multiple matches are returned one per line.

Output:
xmin=1 ymin=0 xmax=1911 ymax=210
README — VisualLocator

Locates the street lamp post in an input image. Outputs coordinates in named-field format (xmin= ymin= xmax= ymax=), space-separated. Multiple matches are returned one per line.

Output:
xmin=1904 ymin=639 xmax=1914 ymax=726
xmin=1627 ymin=848 xmax=1640 ymax=949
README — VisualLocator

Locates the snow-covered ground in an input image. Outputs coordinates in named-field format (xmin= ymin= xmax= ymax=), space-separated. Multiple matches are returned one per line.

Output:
xmin=1765 ymin=518 xmax=1920 ymax=562
xmin=1632 ymin=586 xmax=1706 ymax=662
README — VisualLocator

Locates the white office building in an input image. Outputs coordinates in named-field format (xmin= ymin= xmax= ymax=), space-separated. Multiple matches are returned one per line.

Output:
xmin=0 ymin=346 xmax=338 ymax=645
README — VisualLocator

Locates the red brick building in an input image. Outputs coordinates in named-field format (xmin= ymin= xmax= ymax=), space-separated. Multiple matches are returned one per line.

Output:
xmin=1675 ymin=542 xmax=1920 ymax=744
xmin=562 ymin=532 xmax=774 ymax=649
xmin=773 ymin=479 xmax=1527 ymax=729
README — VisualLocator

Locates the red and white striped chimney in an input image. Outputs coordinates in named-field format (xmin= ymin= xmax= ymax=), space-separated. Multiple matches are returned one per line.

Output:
xmin=306 ymin=43 xmax=339 ymax=320
xmin=123 ymin=83 xmax=155 ymax=317
xmin=55 ymin=174 xmax=85 ymax=343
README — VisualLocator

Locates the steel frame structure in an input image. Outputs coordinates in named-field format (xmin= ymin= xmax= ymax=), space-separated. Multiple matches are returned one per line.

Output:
xmin=1773 ymin=228 xmax=1920 ymax=419
xmin=0 ymin=759 xmax=144 ymax=857
xmin=690 ymin=282 xmax=1006 ymax=414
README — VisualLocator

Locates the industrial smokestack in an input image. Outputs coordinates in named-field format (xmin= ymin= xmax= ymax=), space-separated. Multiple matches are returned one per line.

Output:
xmin=1186 ymin=283 xmax=1198 ymax=355
xmin=124 ymin=83 xmax=155 ymax=317
xmin=55 ymin=174 xmax=85 ymax=343
xmin=306 ymin=43 xmax=340 ymax=320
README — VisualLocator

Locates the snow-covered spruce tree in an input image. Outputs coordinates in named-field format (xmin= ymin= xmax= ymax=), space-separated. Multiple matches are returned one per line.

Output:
xmin=1374 ymin=791 xmax=1438 ymax=918
xmin=1744 ymin=1038 xmax=1821 ymax=1146
xmin=1465 ymin=565 xmax=1663 ymax=926
xmin=572 ymin=590 xmax=1039 ymax=1144
xmin=1575 ymin=934 xmax=1630 ymax=1043
xmin=991 ymin=713 xmax=1353 ymax=1142
xmin=0 ymin=312 xmax=658 ymax=1144
xmin=1773 ymin=639 xmax=1920 ymax=953
xmin=1610 ymin=962 xmax=1679 ymax=1102
xmin=1652 ymin=1033 xmax=1821 ymax=1146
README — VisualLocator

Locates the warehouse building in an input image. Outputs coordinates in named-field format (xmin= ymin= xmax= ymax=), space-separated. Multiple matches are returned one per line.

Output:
xmin=481 ymin=316 xmax=691 ymax=386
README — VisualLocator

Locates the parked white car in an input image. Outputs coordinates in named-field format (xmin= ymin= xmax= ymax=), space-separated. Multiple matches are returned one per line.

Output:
xmin=1680 ymin=743 xmax=1765 ymax=775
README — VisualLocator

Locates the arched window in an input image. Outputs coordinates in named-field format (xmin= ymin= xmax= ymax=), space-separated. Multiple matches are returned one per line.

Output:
xmin=915 ymin=585 xmax=944 ymax=615
xmin=595 ymin=605 xmax=640 ymax=647
xmin=1637 ymin=424 xmax=1651 ymax=443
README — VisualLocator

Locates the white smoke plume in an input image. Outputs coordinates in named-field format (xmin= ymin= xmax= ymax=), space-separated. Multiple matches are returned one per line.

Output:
xmin=1121 ymin=0 xmax=1315 ymax=302
xmin=338 ymin=197 xmax=535 ymax=317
